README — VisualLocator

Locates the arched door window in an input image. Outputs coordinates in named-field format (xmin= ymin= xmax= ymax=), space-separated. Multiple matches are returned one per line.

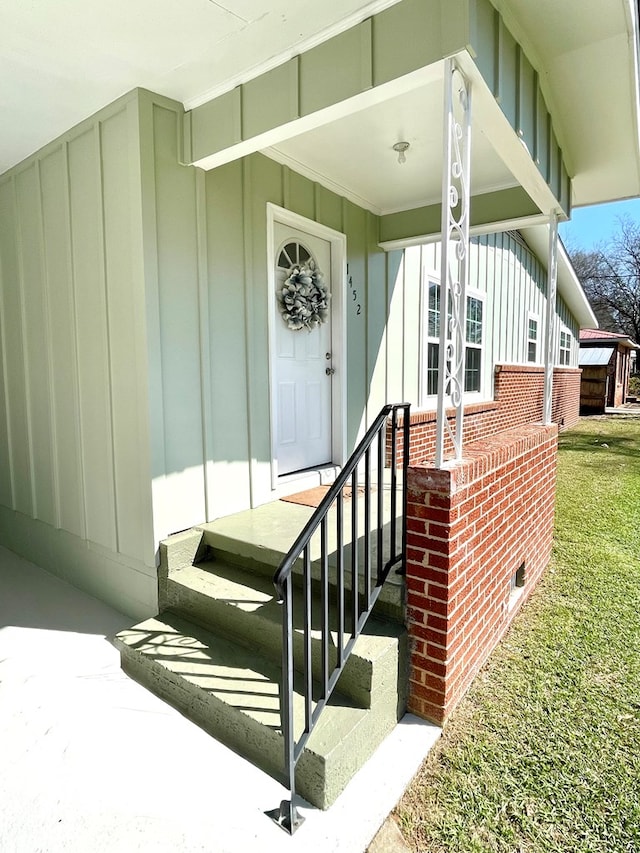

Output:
xmin=277 ymin=241 xmax=312 ymax=271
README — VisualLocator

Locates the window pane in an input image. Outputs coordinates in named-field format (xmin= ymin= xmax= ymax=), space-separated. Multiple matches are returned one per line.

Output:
xmin=528 ymin=318 xmax=537 ymax=340
xmin=466 ymin=296 xmax=483 ymax=345
xmin=427 ymin=342 xmax=439 ymax=396
xmin=278 ymin=241 xmax=313 ymax=270
xmin=465 ymin=347 xmax=481 ymax=392
xmin=528 ymin=340 xmax=537 ymax=362
xmin=428 ymin=284 xmax=440 ymax=338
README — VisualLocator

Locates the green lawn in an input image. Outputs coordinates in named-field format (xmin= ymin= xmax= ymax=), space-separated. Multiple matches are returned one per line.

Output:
xmin=396 ymin=416 xmax=640 ymax=853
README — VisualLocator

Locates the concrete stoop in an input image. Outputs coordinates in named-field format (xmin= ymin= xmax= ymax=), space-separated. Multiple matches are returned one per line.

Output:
xmin=114 ymin=519 xmax=408 ymax=811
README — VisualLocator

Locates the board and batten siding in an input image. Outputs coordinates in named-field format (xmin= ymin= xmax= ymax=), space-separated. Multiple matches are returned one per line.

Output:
xmin=384 ymin=231 xmax=578 ymax=410
xmin=0 ymin=88 xmax=582 ymax=617
xmin=137 ymin=92 xmax=209 ymax=544
xmin=202 ymin=151 xmax=397 ymax=515
xmin=0 ymin=92 xmax=157 ymax=618
xmin=193 ymin=152 xmax=577 ymax=515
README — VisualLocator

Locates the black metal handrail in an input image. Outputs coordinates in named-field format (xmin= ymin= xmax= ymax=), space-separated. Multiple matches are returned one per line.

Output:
xmin=269 ymin=403 xmax=410 ymax=834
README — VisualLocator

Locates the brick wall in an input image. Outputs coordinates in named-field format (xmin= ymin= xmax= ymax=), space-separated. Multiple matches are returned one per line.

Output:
xmin=389 ymin=365 xmax=580 ymax=466
xmin=404 ymin=423 xmax=558 ymax=724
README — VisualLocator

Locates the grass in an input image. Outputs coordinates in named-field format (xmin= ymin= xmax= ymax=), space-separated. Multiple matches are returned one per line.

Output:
xmin=395 ymin=416 xmax=640 ymax=853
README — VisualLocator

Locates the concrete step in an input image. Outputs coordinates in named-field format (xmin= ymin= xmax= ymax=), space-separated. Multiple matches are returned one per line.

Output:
xmin=197 ymin=501 xmax=405 ymax=623
xmin=163 ymin=559 xmax=407 ymax=712
xmin=114 ymin=612 xmax=400 ymax=810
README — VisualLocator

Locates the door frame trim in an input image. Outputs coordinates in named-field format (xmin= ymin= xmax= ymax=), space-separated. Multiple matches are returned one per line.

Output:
xmin=266 ymin=203 xmax=347 ymax=491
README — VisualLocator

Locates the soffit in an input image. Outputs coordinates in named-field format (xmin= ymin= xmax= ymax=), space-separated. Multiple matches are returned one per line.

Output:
xmin=493 ymin=0 xmax=640 ymax=206
xmin=266 ymin=78 xmax=516 ymax=215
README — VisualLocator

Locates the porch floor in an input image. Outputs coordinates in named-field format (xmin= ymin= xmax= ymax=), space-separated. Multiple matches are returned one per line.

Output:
xmin=0 ymin=541 xmax=440 ymax=852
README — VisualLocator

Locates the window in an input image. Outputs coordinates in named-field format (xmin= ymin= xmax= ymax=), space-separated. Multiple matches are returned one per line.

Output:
xmin=424 ymin=280 xmax=441 ymax=397
xmin=559 ymin=329 xmax=571 ymax=366
xmin=527 ymin=315 xmax=538 ymax=363
xmin=465 ymin=295 xmax=483 ymax=392
xmin=277 ymin=241 xmax=311 ymax=270
xmin=421 ymin=279 xmax=484 ymax=402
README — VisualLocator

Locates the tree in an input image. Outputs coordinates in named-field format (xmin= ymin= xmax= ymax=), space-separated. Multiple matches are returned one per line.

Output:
xmin=568 ymin=217 xmax=640 ymax=343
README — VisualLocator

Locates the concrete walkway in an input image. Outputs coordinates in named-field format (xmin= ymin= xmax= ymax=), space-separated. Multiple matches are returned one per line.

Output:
xmin=0 ymin=546 xmax=439 ymax=853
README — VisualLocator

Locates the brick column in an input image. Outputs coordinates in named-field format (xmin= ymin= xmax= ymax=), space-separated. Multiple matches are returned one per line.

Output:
xmin=405 ymin=423 xmax=558 ymax=724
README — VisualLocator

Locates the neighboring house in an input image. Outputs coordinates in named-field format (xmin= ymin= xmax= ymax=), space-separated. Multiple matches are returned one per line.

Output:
xmin=0 ymin=0 xmax=638 ymax=822
xmin=579 ymin=329 xmax=640 ymax=412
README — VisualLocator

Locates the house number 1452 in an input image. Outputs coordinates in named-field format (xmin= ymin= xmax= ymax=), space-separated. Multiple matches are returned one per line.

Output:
xmin=347 ymin=271 xmax=361 ymax=316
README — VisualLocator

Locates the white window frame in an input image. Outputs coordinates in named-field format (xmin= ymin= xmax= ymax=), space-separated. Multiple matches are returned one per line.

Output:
xmin=558 ymin=327 xmax=572 ymax=366
xmin=419 ymin=277 xmax=485 ymax=406
xmin=464 ymin=290 xmax=484 ymax=394
xmin=527 ymin=313 xmax=539 ymax=364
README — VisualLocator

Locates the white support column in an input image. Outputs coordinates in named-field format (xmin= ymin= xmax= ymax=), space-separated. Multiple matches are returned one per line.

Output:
xmin=435 ymin=59 xmax=472 ymax=468
xmin=543 ymin=212 xmax=559 ymax=425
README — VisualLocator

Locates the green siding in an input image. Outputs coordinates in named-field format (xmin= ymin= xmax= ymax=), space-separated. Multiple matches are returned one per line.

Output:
xmin=372 ymin=0 xmax=443 ymax=87
xmin=39 ymin=146 xmax=84 ymax=539
xmin=285 ymin=167 xmax=316 ymax=222
xmin=244 ymin=154 xmax=283 ymax=499
xmin=101 ymin=107 xmax=148 ymax=562
xmin=200 ymin=153 xmax=393 ymax=496
xmin=68 ymin=125 xmax=118 ymax=553
xmin=300 ymin=20 xmax=373 ymax=116
xmin=0 ymin=180 xmax=31 ymax=516
xmin=205 ymin=160 xmax=252 ymax=518
xmin=388 ymin=231 xmax=573 ymax=414
xmin=316 ymin=184 xmax=343 ymax=233
xmin=470 ymin=0 xmax=571 ymax=213
xmin=0 ymin=93 xmax=157 ymax=617
xmin=366 ymin=213 xmax=387 ymax=421
xmin=242 ymin=59 xmax=299 ymax=140
xmin=471 ymin=0 xmax=497 ymax=91
xmin=15 ymin=163 xmax=56 ymax=527
xmin=379 ymin=187 xmax=540 ymax=245
xmin=344 ymin=200 xmax=369 ymax=448
xmin=536 ymin=94 xmax=551 ymax=180
xmin=186 ymin=0 xmax=570 ymax=219
xmin=150 ymin=103 xmax=204 ymax=480
xmin=190 ymin=89 xmax=242 ymax=163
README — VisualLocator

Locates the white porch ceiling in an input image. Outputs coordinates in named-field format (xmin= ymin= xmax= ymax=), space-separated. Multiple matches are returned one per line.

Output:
xmin=266 ymin=78 xmax=517 ymax=216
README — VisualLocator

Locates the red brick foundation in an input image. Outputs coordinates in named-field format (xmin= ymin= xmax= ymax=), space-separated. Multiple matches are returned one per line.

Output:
xmin=404 ymin=422 xmax=558 ymax=724
xmin=389 ymin=364 xmax=580 ymax=467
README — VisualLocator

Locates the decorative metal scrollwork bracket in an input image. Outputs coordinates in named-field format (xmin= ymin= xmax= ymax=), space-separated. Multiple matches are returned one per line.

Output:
xmin=435 ymin=59 xmax=472 ymax=468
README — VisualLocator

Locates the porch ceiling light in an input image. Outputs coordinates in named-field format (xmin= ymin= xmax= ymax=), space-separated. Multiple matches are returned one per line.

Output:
xmin=392 ymin=141 xmax=410 ymax=164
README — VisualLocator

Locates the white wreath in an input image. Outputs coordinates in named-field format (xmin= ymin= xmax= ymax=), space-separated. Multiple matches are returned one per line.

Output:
xmin=276 ymin=261 xmax=331 ymax=331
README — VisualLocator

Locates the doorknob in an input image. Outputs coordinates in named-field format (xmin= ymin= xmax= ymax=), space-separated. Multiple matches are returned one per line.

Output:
xmin=326 ymin=367 xmax=335 ymax=376
xmin=325 ymin=352 xmax=332 ymax=359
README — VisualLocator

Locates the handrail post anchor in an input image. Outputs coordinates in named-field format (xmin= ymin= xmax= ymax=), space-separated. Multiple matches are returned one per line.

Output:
xmin=267 ymin=798 xmax=305 ymax=835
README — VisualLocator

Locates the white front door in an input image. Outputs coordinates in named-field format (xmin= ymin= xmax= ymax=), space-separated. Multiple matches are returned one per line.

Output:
xmin=273 ymin=222 xmax=333 ymax=476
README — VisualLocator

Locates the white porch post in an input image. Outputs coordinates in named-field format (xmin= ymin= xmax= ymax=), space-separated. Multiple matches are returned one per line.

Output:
xmin=435 ymin=59 xmax=472 ymax=468
xmin=543 ymin=212 xmax=559 ymax=424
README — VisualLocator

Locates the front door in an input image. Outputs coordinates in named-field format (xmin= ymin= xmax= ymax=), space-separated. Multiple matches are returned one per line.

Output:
xmin=273 ymin=222 xmax=333 ymax=476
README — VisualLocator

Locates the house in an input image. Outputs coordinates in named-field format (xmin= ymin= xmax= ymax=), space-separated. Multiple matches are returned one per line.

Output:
xmin=0 ymin=0 xmax=638 ymax=830
xmin=579 ymin=328 xmax=640 ymax=412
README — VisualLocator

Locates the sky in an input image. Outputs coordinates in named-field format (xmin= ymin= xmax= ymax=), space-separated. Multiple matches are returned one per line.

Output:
xmin=558 ymin=198 xmax=640 ymax=252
